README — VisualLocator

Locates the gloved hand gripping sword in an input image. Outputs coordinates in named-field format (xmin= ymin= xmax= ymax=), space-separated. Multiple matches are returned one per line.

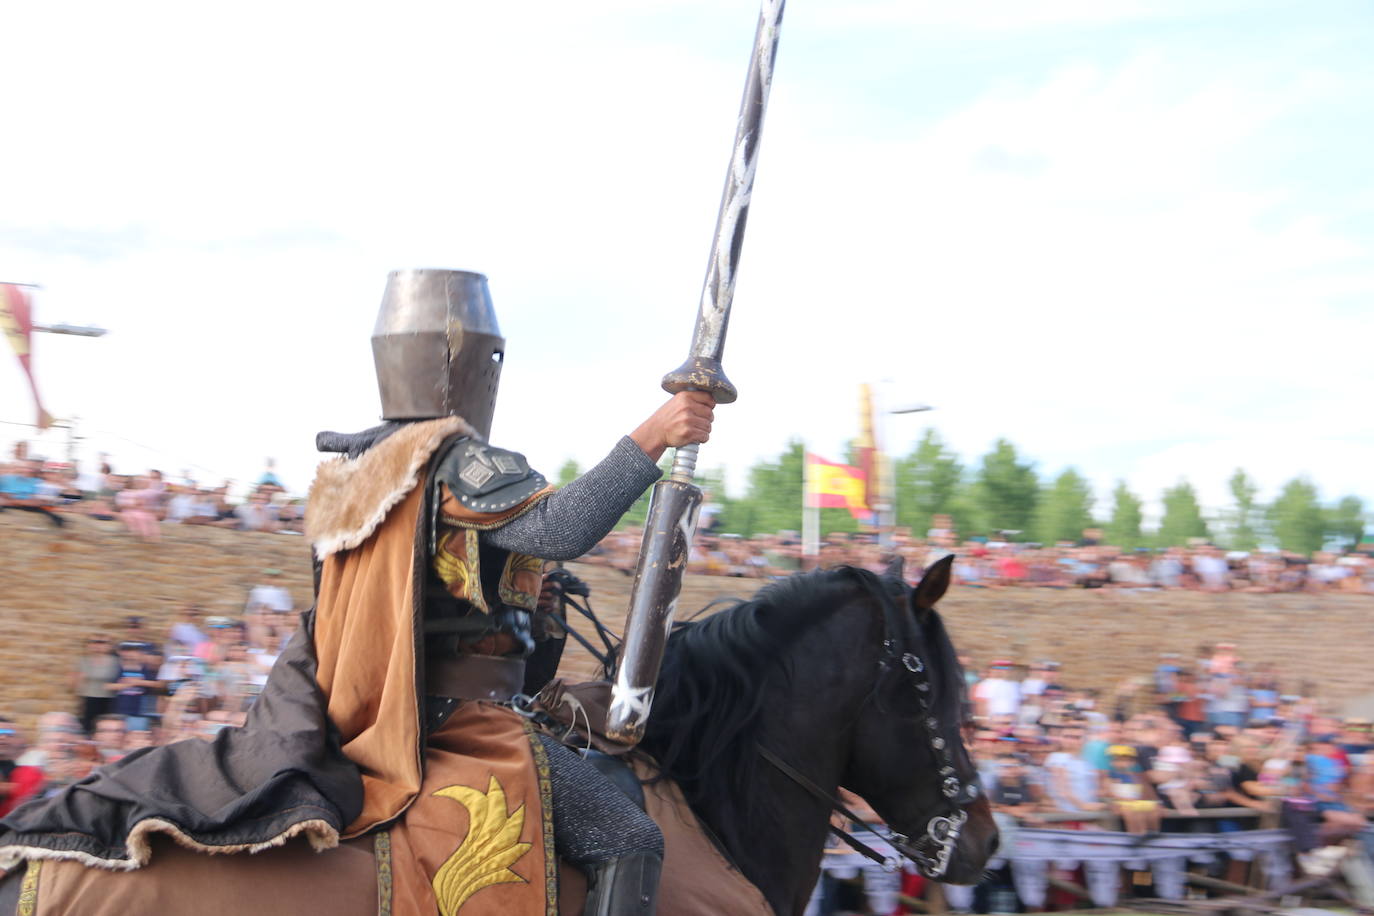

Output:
xmin=607 ymin=0 xmax=786 ymax=746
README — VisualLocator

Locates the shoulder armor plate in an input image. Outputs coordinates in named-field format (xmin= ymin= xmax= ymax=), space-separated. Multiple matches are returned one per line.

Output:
xmin=435 ymin=438 xmax=547 ymax=514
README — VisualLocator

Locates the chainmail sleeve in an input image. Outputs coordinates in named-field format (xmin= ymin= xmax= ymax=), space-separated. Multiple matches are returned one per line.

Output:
xmin=481 ymin=436 xmax=662 ymax=560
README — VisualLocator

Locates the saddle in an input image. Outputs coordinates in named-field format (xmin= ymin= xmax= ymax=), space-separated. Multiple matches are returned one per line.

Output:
xmin=531 ymin=678 xmax=649 ymax=810
xmin=426 ymin=656 xmax=646 ymax=812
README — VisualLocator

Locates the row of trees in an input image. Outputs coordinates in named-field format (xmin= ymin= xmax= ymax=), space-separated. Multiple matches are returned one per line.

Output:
xmin=557 ymin=431 xmax=1367 ymax=555
xmin=892 ymin=431 xmax=1365 ymax=554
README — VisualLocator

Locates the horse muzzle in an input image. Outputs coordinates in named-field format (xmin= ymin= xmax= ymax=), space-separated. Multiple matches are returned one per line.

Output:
xmin=891 ymin=809 xmax=968 ymax=879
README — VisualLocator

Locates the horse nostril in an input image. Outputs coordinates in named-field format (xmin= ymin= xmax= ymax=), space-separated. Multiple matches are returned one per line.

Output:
xmin=988 ymin=833 xmax=1000 ymax=857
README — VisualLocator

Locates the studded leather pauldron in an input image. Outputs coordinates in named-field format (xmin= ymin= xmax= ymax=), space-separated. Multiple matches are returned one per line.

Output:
xmin=435 ymin=438 xmax=548 ymax=514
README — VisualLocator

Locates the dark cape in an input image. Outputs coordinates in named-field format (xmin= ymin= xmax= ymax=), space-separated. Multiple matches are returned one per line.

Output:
xmin=0 ymin=623 xmax=360 ymax=870
xmin=0 ymin=417 xmax=483 ymax=872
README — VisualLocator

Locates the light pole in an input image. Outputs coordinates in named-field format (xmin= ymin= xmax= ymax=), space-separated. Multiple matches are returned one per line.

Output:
xmin=876 ymin=398 xmax=933 ymax=547
xmin=8 ymin=280 xmax=109 ymax=446
xmin=33 ymin=323 xmax=107 ymax=338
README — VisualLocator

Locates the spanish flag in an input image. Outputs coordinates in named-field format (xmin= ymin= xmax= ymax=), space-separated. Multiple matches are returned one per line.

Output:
xmin=805 ymin=452 xmax=869 ymax=520
xmin=1 ymin=283 xmax=53 ymax=430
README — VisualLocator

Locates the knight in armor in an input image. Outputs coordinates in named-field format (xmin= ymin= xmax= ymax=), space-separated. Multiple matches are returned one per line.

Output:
xmin=0 ymin=269 xmax=713 ymax=915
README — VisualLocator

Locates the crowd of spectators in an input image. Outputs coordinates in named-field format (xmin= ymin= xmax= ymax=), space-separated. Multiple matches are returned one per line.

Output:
xmin=6 ymin=439 xmax=1370 ymax=592
xmin=809 ymin=647 xmax=1374 ymax=914
xmin=964 ymin=651 xmax=1373 ymax=840
xmin=582 ymin=524 xmax=1374 ymax=594
xmin=3 ymin=562 xmax=1372 ymax=911
xmin=0 ymin=444 xmax=304 ymax=539
xmin=0 ymin=570 xmax=297 ymax=818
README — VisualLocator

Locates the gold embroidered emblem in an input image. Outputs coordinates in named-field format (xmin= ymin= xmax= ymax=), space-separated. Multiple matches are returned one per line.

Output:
xmin=498 ymin=552 xmax=544 ymax=610
xmin=433 ymin=529 xmax=489 ymax=613
xmin=431 ymin=775 xmax=532 ymax=914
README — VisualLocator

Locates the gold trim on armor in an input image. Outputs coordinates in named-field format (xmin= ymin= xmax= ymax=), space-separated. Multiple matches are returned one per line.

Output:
xmin=499 ymin=552 xmax=544 ymax=611
xmin=374 ymin=830 xmax=393 ymax=916
xmin=433 ymin=529 xmax=490 ymax=614
xmin=524 ymin=721 xmax=560 ymax=915
xmin=17 ymin=859 xmax=40 ymax=916
xmin=439 ymin=487 xmax=553 ymax=531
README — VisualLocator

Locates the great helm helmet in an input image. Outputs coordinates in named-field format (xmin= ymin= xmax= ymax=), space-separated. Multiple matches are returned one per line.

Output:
xmin=371 ymin=269 xmax=504 ymax=440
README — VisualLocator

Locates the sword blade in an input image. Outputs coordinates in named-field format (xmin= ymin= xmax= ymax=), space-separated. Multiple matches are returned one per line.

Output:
xmin=607 ymin=0 xmax=786 ymax=746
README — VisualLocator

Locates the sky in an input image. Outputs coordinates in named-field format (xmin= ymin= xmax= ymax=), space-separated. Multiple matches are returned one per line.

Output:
xmin=1 ymin=0 xmax=1370 ymax=526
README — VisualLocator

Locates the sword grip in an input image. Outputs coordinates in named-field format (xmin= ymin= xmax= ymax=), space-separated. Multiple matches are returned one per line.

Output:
xmin=669 ymin=444 xmax=699 ymax=483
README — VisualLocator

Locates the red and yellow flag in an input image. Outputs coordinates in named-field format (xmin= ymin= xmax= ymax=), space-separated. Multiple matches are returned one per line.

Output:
xmin=805 ymin=452 xmax=869 ymax=519
xmin=1 ymin=283 xmax=53 ymax=429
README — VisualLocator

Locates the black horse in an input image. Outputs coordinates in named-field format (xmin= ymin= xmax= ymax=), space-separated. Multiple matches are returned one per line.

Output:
xmin=635 ymin=555 xmax=997 ymax=914
xmin=0 ymin=556 xmax=994 ymax=914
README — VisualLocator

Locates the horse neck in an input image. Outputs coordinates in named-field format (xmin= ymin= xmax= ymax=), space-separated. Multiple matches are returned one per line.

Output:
xmin=694 ymin=596 xmax=881 ymax=914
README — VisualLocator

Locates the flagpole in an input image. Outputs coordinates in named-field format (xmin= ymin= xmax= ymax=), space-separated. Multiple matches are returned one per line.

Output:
xmin=802 ymin=446 xmax=819 ymax=562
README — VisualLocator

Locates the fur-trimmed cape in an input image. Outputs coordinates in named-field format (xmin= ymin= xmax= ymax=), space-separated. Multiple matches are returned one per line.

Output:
xmin=306 ymin=416 xmax=474 ymax=557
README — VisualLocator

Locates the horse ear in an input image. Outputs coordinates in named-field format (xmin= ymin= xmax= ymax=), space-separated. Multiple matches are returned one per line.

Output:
xmin=883 ymin=554 xmax=905 ymax=580
xmin=911 ymin=554 xmax=953 ymax=614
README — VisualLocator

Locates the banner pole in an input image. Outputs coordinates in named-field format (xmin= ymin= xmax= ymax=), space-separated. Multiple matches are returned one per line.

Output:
xmin=802 ymin=447 xmax=819 ymax=560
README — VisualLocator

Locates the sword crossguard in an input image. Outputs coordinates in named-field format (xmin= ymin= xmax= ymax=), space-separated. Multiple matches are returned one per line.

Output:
xmin=661 ymin=356 xmax=738 ymax=404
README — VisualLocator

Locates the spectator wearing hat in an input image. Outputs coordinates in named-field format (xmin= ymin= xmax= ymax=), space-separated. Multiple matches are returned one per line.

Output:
xmin=106 ymin=643 xmax=159 ymax=727
xmin=1154 ymin=653 xmax=1181 ymax=697
xmin=989 ymin=738 xmax=1040 ymax=821
xmin=195 ymin=617 xmax=239 ymax=666
xmin=1339 ymin=718 xmax=1374 ymax=757
xmin=1105 ymin=745 xmax=1161 ymax=834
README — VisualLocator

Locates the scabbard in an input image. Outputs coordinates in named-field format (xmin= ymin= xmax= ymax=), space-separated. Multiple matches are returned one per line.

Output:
xmin=606 ymin=479 xmax=703 ymax=744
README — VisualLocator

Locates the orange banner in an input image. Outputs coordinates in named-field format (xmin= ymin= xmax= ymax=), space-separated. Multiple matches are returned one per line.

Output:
xmin=1 ymin=283 xmax=52 ymax=429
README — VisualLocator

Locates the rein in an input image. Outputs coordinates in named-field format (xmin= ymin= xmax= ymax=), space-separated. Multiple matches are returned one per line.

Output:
xmin=755 ymin=570 xmax=978 ymax=880
xmin=543 ymin=568 xmax=621 ymax=672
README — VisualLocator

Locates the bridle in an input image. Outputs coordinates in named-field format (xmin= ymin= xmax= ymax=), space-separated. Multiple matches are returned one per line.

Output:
xmin=756 ymin=571 xmax=980 ymax=879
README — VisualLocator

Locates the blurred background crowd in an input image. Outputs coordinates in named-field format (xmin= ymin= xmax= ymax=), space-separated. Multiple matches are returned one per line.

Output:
xmin=584 ymin=526 xmax=1374 ymax=594
xmin=5 ymin=436 xmax=1374 ymax=914
xmin=0 ymin=570 xmax=295 ymax=818
xmin=7 ymin=609 xmax=1373 ymax=911
xmin=0 ymin=444 xmax=303 ymax=538
xmin=813 ymin=648 xmax=1374 ymax=914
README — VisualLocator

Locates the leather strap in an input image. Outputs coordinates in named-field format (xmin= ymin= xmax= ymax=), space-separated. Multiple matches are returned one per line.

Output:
xmin=426 ymin=654 xmax=526 ymax=701
xmin=756 ymin=743 xmax=897 ymax=868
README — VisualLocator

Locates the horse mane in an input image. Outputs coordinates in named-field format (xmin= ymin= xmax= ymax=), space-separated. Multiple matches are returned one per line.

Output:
xmin=638 ymin=565 xmax=966 ymax=851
